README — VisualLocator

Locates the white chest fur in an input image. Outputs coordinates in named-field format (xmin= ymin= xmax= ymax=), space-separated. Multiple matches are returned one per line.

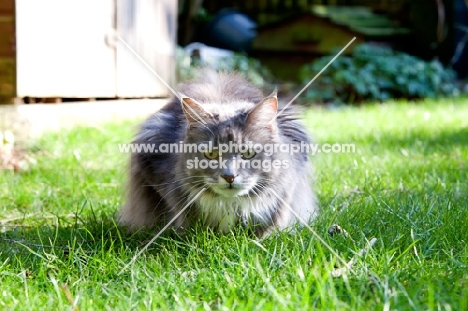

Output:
xmin=197 ymin=194 xmax=275 ymax=232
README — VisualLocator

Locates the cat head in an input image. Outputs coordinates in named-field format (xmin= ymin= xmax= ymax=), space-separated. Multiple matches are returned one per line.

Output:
xmin=179 ymin=95 xmax=289 ymax=198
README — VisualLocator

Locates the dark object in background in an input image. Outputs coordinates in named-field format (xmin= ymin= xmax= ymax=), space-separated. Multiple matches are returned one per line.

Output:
xmin=452 ymin=0 xmax=468 ymax=79
xmin=202 ymin=9 xmax=257 ymax=52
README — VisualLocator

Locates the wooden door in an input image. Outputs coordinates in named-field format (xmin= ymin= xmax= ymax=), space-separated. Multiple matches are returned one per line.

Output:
xmin=116 ymin=0 xmax=176 ymax=98
xmin=15 ymin=0 xmax=116 ymax=98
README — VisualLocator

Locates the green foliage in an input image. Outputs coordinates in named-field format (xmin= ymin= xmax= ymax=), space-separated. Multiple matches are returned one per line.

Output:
xmin=300 ymin=44 xmax=461 ymax=104
xmin=176 ymin=46 xmax=274 ymax=87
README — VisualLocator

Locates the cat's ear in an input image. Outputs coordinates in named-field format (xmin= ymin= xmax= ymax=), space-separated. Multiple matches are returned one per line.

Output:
xmin=268 ymin=87 xmax=278 ymax=98
xmin=246 ymin=96 xmax=278 ymax=131
xmin=181 ymin=97 xmax=212 ymax=127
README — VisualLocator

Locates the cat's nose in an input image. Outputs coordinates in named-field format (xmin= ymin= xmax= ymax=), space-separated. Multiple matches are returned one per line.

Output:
xmin=221 ymin=174 xmax=236 ymax=184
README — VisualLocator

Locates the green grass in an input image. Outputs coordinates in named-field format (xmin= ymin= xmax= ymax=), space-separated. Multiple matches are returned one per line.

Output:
xmin=1 ymin=98 xmax=467 ymax=310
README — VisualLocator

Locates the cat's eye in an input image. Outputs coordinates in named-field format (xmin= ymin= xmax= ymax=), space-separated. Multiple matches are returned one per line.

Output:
xmin=241 ymin=150 xmax=256 ymax=159
xmin=204 ymin=150 xmax=219 ymax=159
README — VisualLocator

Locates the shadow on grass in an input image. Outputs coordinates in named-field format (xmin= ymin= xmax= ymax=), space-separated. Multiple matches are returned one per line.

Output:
xmin=2 ymin=120 xmax=466 ymax=275
xmin=0 ymin=216 xmax=177 ymax=268
xmin=0 ymin=214 xmax=258 ymax=272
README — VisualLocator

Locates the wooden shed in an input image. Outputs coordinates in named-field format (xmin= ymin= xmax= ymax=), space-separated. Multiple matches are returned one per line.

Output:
xmin=250 ymin=6 xmax=412 ymax=80
xmin=0 ymin=0 xmax=177 ymax=104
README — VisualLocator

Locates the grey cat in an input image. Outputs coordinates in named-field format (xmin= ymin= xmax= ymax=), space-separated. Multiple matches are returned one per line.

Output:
xmin=118 ymin=70 xmax=317 ymax=237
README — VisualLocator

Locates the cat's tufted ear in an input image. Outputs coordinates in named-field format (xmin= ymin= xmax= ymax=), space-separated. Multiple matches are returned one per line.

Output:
xmin=246 ymin=96 xmax=278 ymax=131
xmin=267 ymin=88 xmax=278 ymax=98
xmin=181 ymin=97 xmax=212 ymax=127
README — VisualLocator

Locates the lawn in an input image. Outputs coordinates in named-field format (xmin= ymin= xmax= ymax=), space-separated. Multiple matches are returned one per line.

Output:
xmin=1 ymin=98 xmax=467 ymax=310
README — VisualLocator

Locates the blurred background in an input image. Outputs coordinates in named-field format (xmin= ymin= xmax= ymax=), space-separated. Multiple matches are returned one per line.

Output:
xmin=177 ymin=0 xmax=468 ymax=104
xmin=0 ymin=0 xmax=467 ymax=105
xmin=181 ymin=0 xmax=466 ymax=76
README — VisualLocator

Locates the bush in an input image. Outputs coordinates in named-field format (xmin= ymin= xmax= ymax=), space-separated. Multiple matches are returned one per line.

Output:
xmin=300 ymin=44 xmax=460 ymax=104
xmin=176 ymin=46 xmax=274 ymax=87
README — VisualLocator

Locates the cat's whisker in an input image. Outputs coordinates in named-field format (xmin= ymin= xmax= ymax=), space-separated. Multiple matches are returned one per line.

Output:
xmin=265 ymin=188 xmax=347 ymax=266
xmin=250 ymin=184 xmax=276 ymax=225
xmin=143 ymin=175 xmax=207 ymax=188
xmin=252 ymin=183 xmax=282 ymax=222
xmin=119 ymin=187 xmax=207 ymax=275
xmin=167 ymin=182 xmax=206 ymax=212
xmin=144 ymin=176 xmax=206 ymax=194
xmin=252 ymin=182 xmax=270 ymax=196
xmin=245 ymin=191 xmax=255 ymax=213
xmin=251 ymin=186 xmax=265 ymax=205
xmin=200 ymin=124 xmax=216 ymax=137
xmin=119 ymin=70 xmax=318 ymax=239
xmin=151 ymin=180 xmax=206 ymax=213
xmin=165 ymin=182 xmax=208 ymax=224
